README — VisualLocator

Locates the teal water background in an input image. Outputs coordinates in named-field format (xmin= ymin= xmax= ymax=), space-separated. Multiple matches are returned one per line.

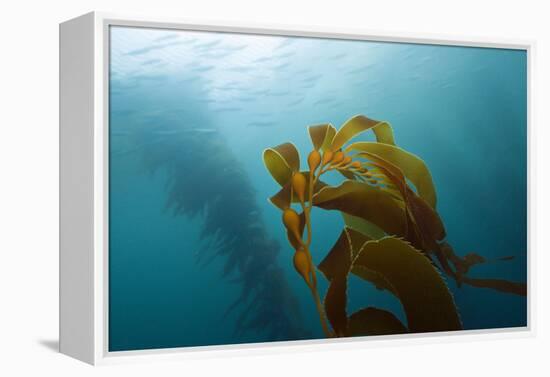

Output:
xmin=108 ymin=26 xmax=527 ymax=351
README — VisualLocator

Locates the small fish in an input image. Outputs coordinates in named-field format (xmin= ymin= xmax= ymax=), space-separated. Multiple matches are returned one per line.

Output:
xmin=272 ymin=62 xmax=290 ymax=70
xmin=238 ymin=96 xmax=256 ymax=102
xmin=200 ymin=51 xmax=233 ymax=59
xmin=294 ymin=68 xmax=309 ymax=75
xmin=222 ymin=44 xmax=247 ymax=52
xmin=275 ymin=52 xmax=295 ymax=59
xmin=153 ymin=130 xmax=184 ymax=136
xmin=269 ymin=90 xmax=290 ymax=97
xmin=347 ymin=65 xmax=373 ymax=74
xmin=134 ymin=74 xmax=167 ymax=81
xmin=214 ymin=85 xmax=239 ymax=92
xmin=195 ymin=98 xmax=217 ymax=103
xmin=302 ymin=74 xmax=322 ymax=83
xmin=141 ymin=58 xmax=162 ymax=66
xmin=300 ymin=82 xmax=316 ymax=89
xmin=328 ymin=52 xmax=347 ymax=60
xmin=153 ymin=34 xmax=179 ymax=42
xmin=125 ymin=40 xmax=185 ymax=56
xmin=192 ymin=65 xmax=215 ymax=72
xmin=247 ymin=121 xmax=276 ymax=128
xmin=274 ymin=38 xmax=296 ymax=50
xmin=213 ymin=107 xmax=241 ymax=113
xmin=228 ymin=66 xmax=255 ymax=73
xmin=180 ymin=76 xmax=200 ymax=83
xmin=253 ymin=56 xmax=274 ymax=63
xmin=287 ymin=97 xmax=304 ymax=106
xmin=250 ymin=89 xmax=270 ymax=96
xmin=193 ymin=39 xmax=222 ymax=49
xmin=191 ymin=128 xmax=217 ymax=133
xmin=313 ymin=97 xmax=336 ymax=106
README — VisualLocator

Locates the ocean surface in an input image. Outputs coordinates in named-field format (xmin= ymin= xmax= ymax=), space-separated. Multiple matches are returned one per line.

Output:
xmin=108 ymin=26 xmax=527 ymax=352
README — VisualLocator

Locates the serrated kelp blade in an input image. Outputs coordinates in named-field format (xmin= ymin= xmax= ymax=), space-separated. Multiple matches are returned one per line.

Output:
xmin=353 ymin=237 xmax=462 ymax=332
xmin=317 ymin=229 xmax=352 ymax=281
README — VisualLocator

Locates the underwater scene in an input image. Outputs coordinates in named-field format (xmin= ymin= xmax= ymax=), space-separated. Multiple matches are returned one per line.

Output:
xmin=108 ymin=26 xmax=527 ymax=351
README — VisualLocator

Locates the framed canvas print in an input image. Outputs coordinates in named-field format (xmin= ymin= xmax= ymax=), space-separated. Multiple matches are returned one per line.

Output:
xmin=59 ymin=12 xmax=532 ymax=365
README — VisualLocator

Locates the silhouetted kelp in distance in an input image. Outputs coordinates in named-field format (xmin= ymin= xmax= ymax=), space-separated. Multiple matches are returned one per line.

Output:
xmin=263 ymin=114 xmax=527 ymax=337
xmin=133 ymin=106 xmax=309 ymax=342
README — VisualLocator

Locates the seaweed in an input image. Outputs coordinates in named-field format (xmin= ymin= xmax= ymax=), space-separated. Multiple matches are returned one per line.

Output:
xmin=129 ymin=110 xmax=310 ymax=342
xmin=263 ymin=114 xmax=526 ymax=337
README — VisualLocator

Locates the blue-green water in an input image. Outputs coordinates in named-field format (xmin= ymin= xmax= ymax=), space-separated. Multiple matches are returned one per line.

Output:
xmin=108 ymin=26 xmax=527 ymax=352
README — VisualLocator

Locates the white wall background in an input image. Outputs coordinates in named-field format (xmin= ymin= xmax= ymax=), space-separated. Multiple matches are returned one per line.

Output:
xmin=0 ymin=0 xmax=548 ymax=375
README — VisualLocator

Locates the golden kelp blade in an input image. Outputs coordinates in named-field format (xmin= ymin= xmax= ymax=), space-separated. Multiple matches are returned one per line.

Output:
xmin=353 ymin=237 xmax=462 ymax=332
xmin=320 ymin=227 xmax=393 ymax=294
xmin=268 ymin=182 xmax=292 ymax=210
xmin=347 ymin=141 xmax=437 ymax=208
xmin=461 ymin=276 xmax=527 ymax=296
xmin=308 ymin=123 xmax=337 ymax=151
xmin=263 ymin=142 xmax=300 ymax=186
xmin=330 ymin=115 xmax=395 ymax=151
xmin=405 ymin=187 xmax=446 ymax=248
xmin=352 ymin=150 xmax=445 ymax=250
xmin=318 ymin=229 xmax=355 ymax=336
xmin=346 ymin=225 xmax=374 ymax=257
xmin=318 ymin=228 xmax=369 ymax=281
xmin=324 ymin=274 xmax=348 ymax=336
xmin=342 ymin=213 xmax=386 ymax=240
xmin=351 ymin=265 xmax=398 ymax=297
xmin=319 ymin=228 xmax=406 ymax=337
xmin=440 ymin=241 xmax=527 ymax=296
xmin=313 ymin=180 xmax=408 ymax=238
xmin=347 ymin=307 xmax=407 ymax=336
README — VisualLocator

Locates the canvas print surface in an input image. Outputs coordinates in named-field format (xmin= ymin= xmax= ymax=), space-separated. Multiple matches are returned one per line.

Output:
xmin=108 ymin=26 xmax=527 ymax=351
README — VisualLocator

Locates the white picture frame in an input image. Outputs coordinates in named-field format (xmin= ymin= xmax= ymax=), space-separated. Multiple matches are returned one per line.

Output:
xmin=59 ymin=11 xmax=535 ymax=365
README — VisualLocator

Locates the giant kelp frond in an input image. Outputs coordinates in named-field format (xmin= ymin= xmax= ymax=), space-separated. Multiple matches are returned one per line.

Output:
xmin=135 ymin=115 xmax=309 ymax=342
xmin=263 ymin=113 xmax=527 ymax=339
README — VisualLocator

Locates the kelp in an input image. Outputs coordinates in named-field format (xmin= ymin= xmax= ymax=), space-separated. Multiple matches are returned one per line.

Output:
xmin=313 ymin=181 xmax=408 ymax=237
xmin=347 ymin=142 xmax=437 ymax=208
xmin=347 ymin=307 xmax=407 ymax=336
xmin=131 ymin=107 xmax=309 ymax=342
xmin=263 ymin=114 xmax=526 ymax=338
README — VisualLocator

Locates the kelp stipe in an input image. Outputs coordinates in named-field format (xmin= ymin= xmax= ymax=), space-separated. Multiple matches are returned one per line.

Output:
xmin=263 ymin=114 xmax=526 ymax=337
